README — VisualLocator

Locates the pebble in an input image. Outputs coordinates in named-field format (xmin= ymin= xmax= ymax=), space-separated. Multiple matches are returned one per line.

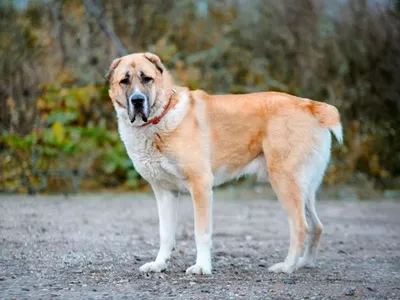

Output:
xmin=344 ymin=287 xmax=360 ymax=296
xmin=284 ymin=278 xmax=295 ymax=284
xmin=22 ymin=287 xmax=30 ymax=291
xmin=189 ymin=281 xmax=196 ymax=286
xmin=201 ymin=287 xmax=211 ymax=293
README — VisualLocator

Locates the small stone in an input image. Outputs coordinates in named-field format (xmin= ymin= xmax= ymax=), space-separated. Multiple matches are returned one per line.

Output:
xmin=344 ymin=287 xmax=359 ymax=296
xmin=189 ymin=281 xmax=196 ymax=286
xmin=22 ymin=287 xmax=30 ymax=291
xmin=258 ymin=263 xmax=266 ymax=268
xmin=201 ymin=287 xmax=211 ymax=293
xmin=338 ymin=249 xmax=346 ymax=254
xmin=92 ymin=288 xmax=97 ymax=292
xmin=0 ymin=277 xmax=5 ymax=281
xmin=284 ymin=279 xmax=295 ymax=284
xmin=367 ymin=286 xmax=376 ymax=292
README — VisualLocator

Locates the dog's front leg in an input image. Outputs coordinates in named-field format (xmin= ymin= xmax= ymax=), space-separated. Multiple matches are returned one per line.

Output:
xmin=139 ymin=184 xmax=179 ymax=273
xmin=186 ymin=177 xmax=213 ymax=275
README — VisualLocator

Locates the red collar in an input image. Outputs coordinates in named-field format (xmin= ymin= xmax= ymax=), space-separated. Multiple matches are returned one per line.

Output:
xmin=140 ymin=90 xmax=176 ymax=127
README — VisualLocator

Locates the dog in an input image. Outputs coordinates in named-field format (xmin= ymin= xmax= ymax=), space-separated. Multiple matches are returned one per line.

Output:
xmin=106 ymin=52 xmax=342 ymax=275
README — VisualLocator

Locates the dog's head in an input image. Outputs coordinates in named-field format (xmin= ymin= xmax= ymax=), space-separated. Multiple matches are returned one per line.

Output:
xmin=106 ymin=52 xmax=172 ymax=124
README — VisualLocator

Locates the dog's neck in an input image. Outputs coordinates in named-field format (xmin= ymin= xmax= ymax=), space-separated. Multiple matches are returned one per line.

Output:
xmin=140 ymin=89 xmax=176 ymax=127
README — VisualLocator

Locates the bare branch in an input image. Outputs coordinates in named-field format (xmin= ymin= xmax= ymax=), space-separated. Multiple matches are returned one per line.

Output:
xmin=83 ymin=0 xmax=128 ymax=56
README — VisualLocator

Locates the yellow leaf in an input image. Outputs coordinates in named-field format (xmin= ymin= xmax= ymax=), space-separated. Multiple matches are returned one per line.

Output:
xmin=52 ymin=121 xmax=65 ymax=144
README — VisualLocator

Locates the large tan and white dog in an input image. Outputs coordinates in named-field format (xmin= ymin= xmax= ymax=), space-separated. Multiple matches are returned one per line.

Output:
xmin=106 ymin=52 xmax=342 ymax=275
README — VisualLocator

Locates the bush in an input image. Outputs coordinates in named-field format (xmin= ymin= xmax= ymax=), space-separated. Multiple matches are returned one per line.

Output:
xmin=1 ymin=0 xmax=399 ymax=192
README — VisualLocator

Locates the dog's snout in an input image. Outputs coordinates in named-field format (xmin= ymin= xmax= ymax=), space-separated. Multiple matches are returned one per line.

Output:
xmin=130 ymin=93 xmax=145 ymax=105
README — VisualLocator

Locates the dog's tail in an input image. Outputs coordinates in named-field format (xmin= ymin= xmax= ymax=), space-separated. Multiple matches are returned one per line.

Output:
xmin=306 ymin=101 xmax=343 ymax=144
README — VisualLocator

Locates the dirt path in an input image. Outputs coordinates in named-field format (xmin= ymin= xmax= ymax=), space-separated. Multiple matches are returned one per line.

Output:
xmin=1 ymin=191 xmax=399 ymax=299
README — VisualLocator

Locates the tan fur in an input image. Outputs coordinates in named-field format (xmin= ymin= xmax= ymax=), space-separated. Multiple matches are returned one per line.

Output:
xmin=107 ymin=53 xmax=342 ymax=274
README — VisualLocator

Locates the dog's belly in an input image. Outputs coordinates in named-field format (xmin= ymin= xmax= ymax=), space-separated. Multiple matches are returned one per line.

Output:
xmin=213 ymin=155 xmax=268 ymax=186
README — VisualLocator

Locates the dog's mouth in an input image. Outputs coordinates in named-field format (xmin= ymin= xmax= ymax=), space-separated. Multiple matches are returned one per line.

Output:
xmin=128 ymin=108 xmax=148 ymax=123
xmin=127 ymin=94 xmax=150 ymax=123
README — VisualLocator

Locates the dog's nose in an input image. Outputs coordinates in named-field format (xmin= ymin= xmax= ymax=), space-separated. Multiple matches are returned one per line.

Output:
xmin=130 ymin=94 xmax=145 ymax=105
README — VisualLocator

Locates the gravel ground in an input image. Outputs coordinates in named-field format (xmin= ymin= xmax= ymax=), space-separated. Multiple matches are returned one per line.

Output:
xmin=0 ymin=189 xmax=399 ymax=300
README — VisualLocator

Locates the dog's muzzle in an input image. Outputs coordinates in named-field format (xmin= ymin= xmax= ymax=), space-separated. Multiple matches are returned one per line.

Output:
xmin=127 ymin=92 xmax=150 ymax=123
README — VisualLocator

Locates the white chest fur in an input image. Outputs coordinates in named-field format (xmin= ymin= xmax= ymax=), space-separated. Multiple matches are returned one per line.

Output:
xmin=116 ymin=92 xmax=191 ymax=191
xmin=118 ymin=123 xmax=185 ymax=190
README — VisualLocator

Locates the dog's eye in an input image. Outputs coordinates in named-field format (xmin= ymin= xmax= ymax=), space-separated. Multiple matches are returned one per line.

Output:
xmin=120 ymin=78 xmax=129 ymax=85
xmin=142 ymin=76 xmax=153 ymax=84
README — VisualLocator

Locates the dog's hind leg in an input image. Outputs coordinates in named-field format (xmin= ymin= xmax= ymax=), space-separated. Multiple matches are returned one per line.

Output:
xmin=297 ymin=129 xmax=331 ymax=268
xmin=266 ymin=168 xmax=308 ymax=273
xmin=298 ymin=192 xmax=323 ymax=268
xmin=263 ymin=112 xmax=321 ymax=273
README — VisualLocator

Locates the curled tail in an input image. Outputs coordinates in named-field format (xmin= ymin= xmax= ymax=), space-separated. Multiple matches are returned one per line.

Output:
xmin=306 ymin=101 xmax=343 ymax=144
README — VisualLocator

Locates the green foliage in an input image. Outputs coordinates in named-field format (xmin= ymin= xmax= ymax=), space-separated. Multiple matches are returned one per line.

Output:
xmin=1 ymin=0 xmax=399 ymax=192
xmin=1 ymin=84 xmax=142 ymax=192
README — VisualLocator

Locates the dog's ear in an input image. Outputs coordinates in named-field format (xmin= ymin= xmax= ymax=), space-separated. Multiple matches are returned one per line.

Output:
xmin=105 ymin=58 xmax=121 ymax=82
xmin=144 ymin=52 xmax=164 ymax=74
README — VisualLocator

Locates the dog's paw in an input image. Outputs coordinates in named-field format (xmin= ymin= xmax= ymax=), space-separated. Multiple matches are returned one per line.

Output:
xmin=139 ymin=261 xmax=167 ymax=273
xmin=297 ymin=257 xmax=316 ymax=269
xmin=268 ymin=262 xmax=295 ymax=274
xmin=185 ymin=264 xmax=212 ymax=275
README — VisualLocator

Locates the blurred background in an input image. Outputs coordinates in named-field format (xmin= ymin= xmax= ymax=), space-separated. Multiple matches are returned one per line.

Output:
xmin=0 ymin=0 xmax=399 ymax=195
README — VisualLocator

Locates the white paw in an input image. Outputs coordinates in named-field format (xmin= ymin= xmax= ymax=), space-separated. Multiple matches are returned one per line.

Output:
xmin=297 ymin=257 xmax=316 ymax=269
xmin=139 ymin=261 xmax=167 ymax=273
xmin=268 ymin=262 xmax=295 ymax=273
xmin=186 ymin=264 xmax=212 ymax=275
